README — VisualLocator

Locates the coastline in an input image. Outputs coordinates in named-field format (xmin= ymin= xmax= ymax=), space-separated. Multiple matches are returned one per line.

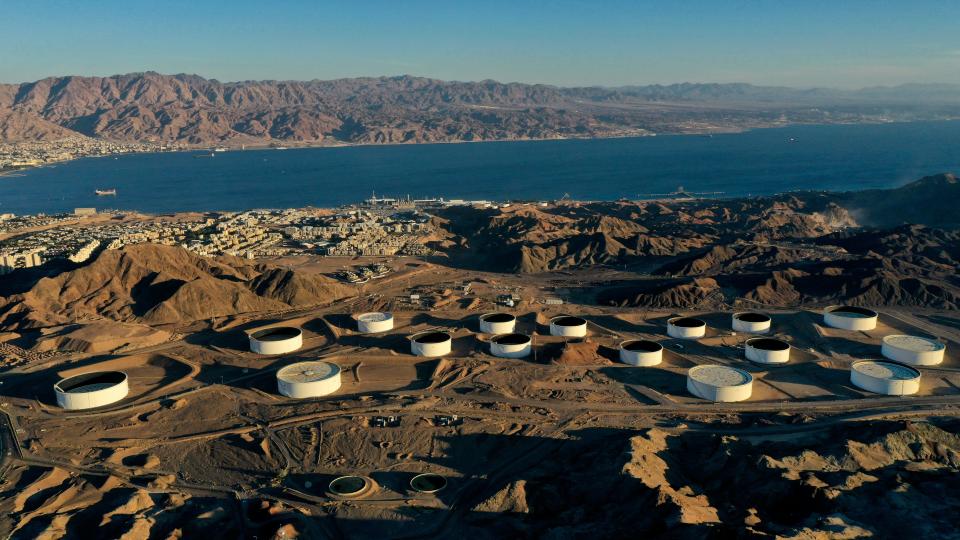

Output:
xmin=7 ymin=115 xmax=960 ymax=177
xmin=0 ymin=116 xmax=921 ymax=175
xmin=2 ymin=119 xmax=958 ymax=216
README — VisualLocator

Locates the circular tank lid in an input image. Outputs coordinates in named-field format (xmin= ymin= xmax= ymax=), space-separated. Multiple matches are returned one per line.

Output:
xmin=746 ymin=337 xmax=790 ymax=351
xmin=551 ymin=315 xmax=586 ymax=326
xmin=481 ymin=312 xmax=516 ymax=323
xmin=882 ymin=335 xmax=945 ymax=353
xmin=410 ymin=473 xmax=447 ymax=493
xmin=688 ymin=365 xmax=753 ymax=387
xmin=412 ymin=331 xmax=451 ymax=343
xmin=670 ymin=317 xmax=706 ymax=328
xmin=55 ymin=371 xmax=127 ymax=393
xmin=328 ymin=475 xmax=370 ymax=496
xmin=825 ymin=306 xmax=878 ymax=318
xmin=852 ymin=360 xmax=920 ymax=380
xmin=734 ymin=312 xmax=771 ymax=323
xmin=491 ymin=333 xmax=531 ymax=345
xmin=358 ymin=312 xmax=392 ymax=322
xmin=277 ymin=361 xmax=340 ymax=383
xmin=621 ymin=339 xmax=663 ymax=352
xmin=251 ymin=326 xmax=302 ymax=341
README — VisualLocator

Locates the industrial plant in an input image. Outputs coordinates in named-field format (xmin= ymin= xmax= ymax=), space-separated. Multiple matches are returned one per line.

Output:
xmin=4 ymin=258 xmax=957 ymax=539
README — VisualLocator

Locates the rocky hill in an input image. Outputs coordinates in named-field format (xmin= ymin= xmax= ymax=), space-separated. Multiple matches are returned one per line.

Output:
xmin=0 ymin=244 xmax=352 ymax=329
xmin=2 ymin=73 xmax=958 ymax=144
xmin=434 ymin=174 xmax=960 ymax=309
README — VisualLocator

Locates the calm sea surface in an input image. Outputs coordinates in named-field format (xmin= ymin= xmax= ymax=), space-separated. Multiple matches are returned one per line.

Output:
xmin=3 ymin=121 xmax=960 ymax=215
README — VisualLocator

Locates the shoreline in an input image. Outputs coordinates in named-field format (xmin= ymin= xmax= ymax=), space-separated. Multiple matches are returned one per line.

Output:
xmin=1 ymin=119 xmax=957 ymax=216
xmin=4 ymin=116 xmax=935 ymax=176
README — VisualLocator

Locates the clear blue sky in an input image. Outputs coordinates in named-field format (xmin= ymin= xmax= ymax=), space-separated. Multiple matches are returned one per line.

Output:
xmin=2 ymin=0 xmax=958 ymax=87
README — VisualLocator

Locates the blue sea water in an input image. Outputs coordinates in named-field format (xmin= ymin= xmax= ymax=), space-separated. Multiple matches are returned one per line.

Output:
xmin=3 ymin=120 xmax=960 ymax=215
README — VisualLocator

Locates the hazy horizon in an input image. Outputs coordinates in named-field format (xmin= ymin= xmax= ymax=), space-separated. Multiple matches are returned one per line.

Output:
xmin=3 ymin=0 xmax=960 ymax=88
xmin=4 ymin=70 xmax=960 ymax=92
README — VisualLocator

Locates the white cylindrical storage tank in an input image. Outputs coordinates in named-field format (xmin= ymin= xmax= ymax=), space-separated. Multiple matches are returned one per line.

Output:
xmin=686 ymin=365 xmax=753 ymax=402
xmin=357 ymin=312 xmax=394 ymax=334
xmin=249 ymin=327 xmax=303 ymax=355
xmin=479 ymin=313 xmax=517 ymax=334
xmin=277 ymin=361 xmax=342 ymax=399
xmin=489 ymin=333 xmax=532 ymax=358
xmin=667 ymin=317 xmax=707 ymax=339
xmin=850 ymin=360 xmax=920 ymax=396
xmin=823 ymin=306 xmax=878 ymax=331
xmin=54 ymin=371 xmax=129 ymax=410
xmin=745 ymin=337 xmax=791 ymax=364
xmin=881 ymin=335 xmax=945 ymax=366
xmin=549 ymin=316 xmax=587 ymax=338
xmin=732 ymin=312 xmax=771 ymax=334
xmin=411 ymin=331 xmax=452 ymax=357
xmin=619 ymin=340 xmax=663 ymax=366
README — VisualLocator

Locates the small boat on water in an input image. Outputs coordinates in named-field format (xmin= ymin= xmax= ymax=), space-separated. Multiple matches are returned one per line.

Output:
xmin=95 ymin=188 xmax=117 ymax=196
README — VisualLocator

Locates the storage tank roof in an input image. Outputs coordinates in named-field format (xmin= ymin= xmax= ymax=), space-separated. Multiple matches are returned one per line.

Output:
xmin=358 ymin=312 xmax=391 ymax=322
xmin=852 ymin=360 xmax=920 ymax=380
xmin=826 ymin=306 xmax=877 ymax=318
xmin=882 ymin=335 xmax=945 ymax=353
xmin=277 ymin=361 xmax=340 ymax=383
xmin=688 ymin=365 xmax=752 ymax=386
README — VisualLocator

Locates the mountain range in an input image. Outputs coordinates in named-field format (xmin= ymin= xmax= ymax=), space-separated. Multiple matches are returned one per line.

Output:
xmin=2 ymin=72 xmax=959 ymax=145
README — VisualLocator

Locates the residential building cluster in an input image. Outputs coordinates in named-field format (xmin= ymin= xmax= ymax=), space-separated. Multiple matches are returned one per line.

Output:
xmin=0 ymin=137 xmax=178 ymax=172
xmin=287 ymin=209 xmax=433 ymax=257
xmin=0 ymin=205 xmax=437 ymax=273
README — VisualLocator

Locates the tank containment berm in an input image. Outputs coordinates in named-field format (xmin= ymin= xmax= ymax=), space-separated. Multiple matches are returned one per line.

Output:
xmin=850 ymin=360 xmax=921 ymax=395
xmin=745 ymin=337 xmax=791 ymax=364
xmin=277 ymin=361 xmax=342 ymax=398
xmin=549 ymin=315 xmax=587 ymax=338
xmin=619 ymin=339 xmax=663 ymax=366
xmin=249 ymin=326 xmax=303 ymax=355
xmin=823 ymin=305 xmax=878 ymax=331
xmin=668 ymin=317 xmax=707 ymax=339
xmin=54 ymin=371 xmax=129 ymax=410
xmin=489 ymin=333 xmax=532 ymax=358
xmin=410 ymin=331 xmax=452 ymax=357
xmin=686 ymin=365 xmax=753 ymax=402
xmin=881 ymin=335 xmax=945 ymax=366
xmin=732 ymin=312 xmax=771 ymax=334
xmin=357 ymin=312 xmax=394 ymax=334
xmin=479 ymin=312 xmax=517 ymax=334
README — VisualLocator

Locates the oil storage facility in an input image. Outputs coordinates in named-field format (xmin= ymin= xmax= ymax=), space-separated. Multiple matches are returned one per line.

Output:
xmin=668 ymin=317 xmax=707 ymax=339
xmin=54 ymin=371 xmax=129 ymax=410
xmin=619 ymin=340 xmax=663 ymax=366
xmin=881 ymin=335 xmax=945 ymax=366
xmin=823 ymin=306 xmax=878 ymax=331
xmin=249 ymin=326 xmax=303 ymax=355
xmin=549 ymin=316 xmax=587 ymax=338
xmin=411 ymin=331 xmax=452 ymax=357
xmin=732 ymin=312 xmax=771 ymax=334
xmin=489 ymin=333 xmax=532 ymax=358
xmin=744 ymin=337 xmax=791 ymax=364
xmin=479 ymin=313 xmax=517 ymax=334
xmin=686 ymin=365 xmax=753 ymax=402
xmin=850 ymin=360 xmax=921 ymax=395
xmin=357 ymin=312 xmax=394 ymax=334
xmin=277 ymin=361 xmax=342 ymax=398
